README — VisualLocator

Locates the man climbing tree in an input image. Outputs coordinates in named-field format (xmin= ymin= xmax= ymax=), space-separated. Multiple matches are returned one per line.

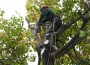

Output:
xmin=36 ymin=5 xmax=62 ymax=65
xmin=36 ymin=5 xmax=62 ymax=51
xmin=36 ymin=5 xmax=62 ymax=41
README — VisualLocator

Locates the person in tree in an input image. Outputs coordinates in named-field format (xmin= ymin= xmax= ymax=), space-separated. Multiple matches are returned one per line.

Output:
xmin=36 ymin=5 xmax=62 ymax=41
xmin=36 ymin=5 xmax=63 ymax=65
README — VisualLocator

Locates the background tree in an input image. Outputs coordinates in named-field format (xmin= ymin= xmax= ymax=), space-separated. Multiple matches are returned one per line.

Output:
xmin=0 ymin=9 xmax=31 ymax=65
xmin=26 ymin=0 xmax=90 ymax=65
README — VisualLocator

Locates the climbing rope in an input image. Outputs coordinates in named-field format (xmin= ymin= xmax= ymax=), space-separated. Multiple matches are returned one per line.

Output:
xmin=47 ymin=16 xmax=57 ymax=65
xmin=53 ymin=16 xmax=57 ymax=64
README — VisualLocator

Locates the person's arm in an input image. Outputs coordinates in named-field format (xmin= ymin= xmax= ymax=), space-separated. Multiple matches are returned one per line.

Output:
xmin=36 ymin=14 xmax=48 ymax=33
xmin=37 ymin=14 xmax=48 ymax=26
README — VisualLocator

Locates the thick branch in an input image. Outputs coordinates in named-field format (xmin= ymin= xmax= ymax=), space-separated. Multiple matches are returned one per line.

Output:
xmin=51 ymin=36 xmax=86 ymax=59
xmin=25 ymin=17 xmax=31 ymax=29
xmin=50 ymin=33 xmax=79 ymax=58
xmin=78 ymin=10 xmax=88 ymax=30
xmin=78 ymin=10 xmax=90 ymax=22
xmin=25 ymin=17 xmax=41 ymax=42
xmin=56 ymin=8 xmax=90 ymax=37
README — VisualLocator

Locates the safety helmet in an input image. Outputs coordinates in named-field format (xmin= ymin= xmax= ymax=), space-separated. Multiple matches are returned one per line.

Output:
xmin=40 ymin=5 xmax=48 ymax=13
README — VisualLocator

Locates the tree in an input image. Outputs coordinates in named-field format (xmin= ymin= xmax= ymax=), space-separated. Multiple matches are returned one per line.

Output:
xmin=0 ymin=9 xmax=31 ymax=65
xmin=26 ymin=0 xmax=90 ymax=65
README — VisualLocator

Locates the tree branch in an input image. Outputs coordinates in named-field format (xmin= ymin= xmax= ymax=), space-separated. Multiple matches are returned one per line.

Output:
xmin=56 ymin=8 xmax=90 ymax=37
xmin=67 ymin=52 xmax=74 ymax=62
xmin=53 ymin=36 xmax=86 ymax=59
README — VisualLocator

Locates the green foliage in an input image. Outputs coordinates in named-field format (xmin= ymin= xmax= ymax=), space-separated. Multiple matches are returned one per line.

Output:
xmin=79 ymin=30 xmax=86 ymax=37
xmin=0 ymin=10 xmax=31 ymax=65
xmin=0 ymin=9 xmax=5 ymax=17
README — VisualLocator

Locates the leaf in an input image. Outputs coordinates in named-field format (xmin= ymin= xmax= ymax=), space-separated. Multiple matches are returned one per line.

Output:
xmin=79 ymin=30 xmax=86 ymax=37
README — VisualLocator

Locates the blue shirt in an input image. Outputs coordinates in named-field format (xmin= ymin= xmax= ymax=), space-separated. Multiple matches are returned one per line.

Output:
xmin=38 ymin=8 xmax=55 ymax=26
